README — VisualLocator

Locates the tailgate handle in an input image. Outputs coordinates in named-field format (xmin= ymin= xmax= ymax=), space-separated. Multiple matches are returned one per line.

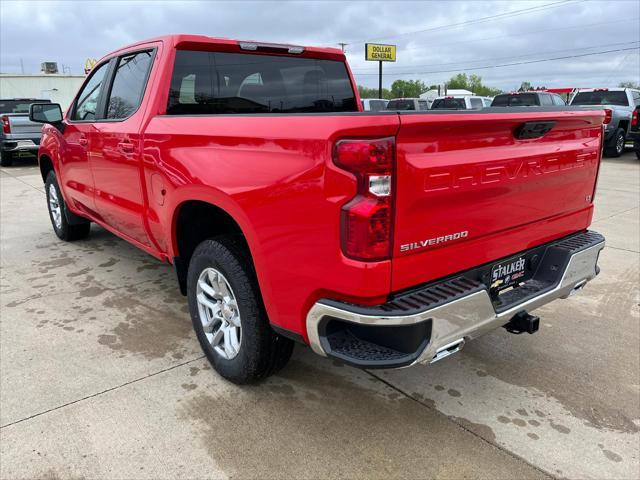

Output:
xmin=515 ymin=121 xmax=556 ymax=139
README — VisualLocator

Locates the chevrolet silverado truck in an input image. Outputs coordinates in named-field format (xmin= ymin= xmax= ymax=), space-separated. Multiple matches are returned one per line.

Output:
xmin=30 ymin=35 xmax=606 ymax=384
xmin=570 ymin=88 xmax=640 ymax=157
xmin=1 ymin=98 xmax=51 ymax=166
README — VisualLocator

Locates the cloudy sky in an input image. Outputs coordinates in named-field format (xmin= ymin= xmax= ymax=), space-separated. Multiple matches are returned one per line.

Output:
xmin=1 ymin=0 xmax=638 ymax=91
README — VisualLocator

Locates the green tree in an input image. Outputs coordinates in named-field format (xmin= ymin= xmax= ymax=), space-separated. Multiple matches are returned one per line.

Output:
xmin=358 ymin=85 xmax=392 ymax=99
xmin=619 ymin=81 xmax=640 ymax=89
xmin=518 ymin=81 xmax=533 ymax=92
xmin=444 ymin=73 xmax=501 ymax=97
xmin=390 ymin=79 xmax=429 ymax=98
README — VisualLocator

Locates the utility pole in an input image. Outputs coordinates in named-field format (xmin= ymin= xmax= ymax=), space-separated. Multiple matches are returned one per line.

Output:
xmin=338 ymin=42 xmax=348 ymax=53
xmin=20 ymin=58 xmax=24 ymax=74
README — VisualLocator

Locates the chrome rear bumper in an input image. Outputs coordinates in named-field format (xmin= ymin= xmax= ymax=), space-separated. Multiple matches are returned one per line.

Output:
xmin=306 ymin=231 xmax=604 ymax=368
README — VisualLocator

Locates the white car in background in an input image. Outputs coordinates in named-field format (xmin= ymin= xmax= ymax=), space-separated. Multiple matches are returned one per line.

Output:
xmin=361 ymin=98 xmax=389 ymax=111
xmin=430 ymin=95 xmax=493 ymax=110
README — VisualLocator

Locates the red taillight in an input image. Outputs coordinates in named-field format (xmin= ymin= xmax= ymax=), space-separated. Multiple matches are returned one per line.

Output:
xmin=1 ymin=115 xmax=10 ymax=134
xmin=603 ymin=109 xmax=612 ymax=125
xmin=334 ymin=137 xmax=394 ymax=261
xmin=632 ymin=109 xmax=638 ymax=127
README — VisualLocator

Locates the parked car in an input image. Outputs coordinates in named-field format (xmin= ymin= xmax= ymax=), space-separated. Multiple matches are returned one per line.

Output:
xmin=31 ymin=34 xmax=605 ymax=384
xmin=0 ymin=98 xmax=51 ymax=166
xmin=361 ymin=98 xmax=389 ymax=111
xmin=386 ymin=98 xmax=429 ymax=110
xmin=570 ymin=88 xmax=640 ymax=157
xmin=430 ymin=95 xmax=493 ymax=110
xmin=491 ymin=91 xmax=566 ymax=107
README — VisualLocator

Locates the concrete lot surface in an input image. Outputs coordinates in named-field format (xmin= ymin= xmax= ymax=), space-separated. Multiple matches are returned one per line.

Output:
xmin=1 ymin=152 xmax=639 ymax=479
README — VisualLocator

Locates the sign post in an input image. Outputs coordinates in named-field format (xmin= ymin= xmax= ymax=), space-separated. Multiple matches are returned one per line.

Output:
xmin=365 ymin=43 xmax=396 ymax=99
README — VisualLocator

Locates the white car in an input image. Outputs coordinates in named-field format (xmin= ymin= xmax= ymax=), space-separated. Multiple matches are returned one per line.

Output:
xmin=361 ymin=98 xmax=389 ymax=111
xmin=430 ymin=96 xmax=493 ymax=110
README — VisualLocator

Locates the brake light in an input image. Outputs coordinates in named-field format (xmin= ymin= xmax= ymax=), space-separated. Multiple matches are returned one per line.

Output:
xmin=333 ymin=137 xmax=394 ymax=261
xmin=603 ymin=109 xmax=612 ymax=125
xmin=1 ymin=115 xmax=10 ymax=134
xmin=632 ymin=109 xmax=638 ymax=127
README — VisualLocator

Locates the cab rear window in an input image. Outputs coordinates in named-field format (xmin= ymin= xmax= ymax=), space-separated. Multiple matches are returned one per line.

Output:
xmin=491 ymin=94 xmax=538 ymax=107
xmin=167 ymin=50 xmax=357 ymax=114
xmin=431 ymin=98 xmax=466 ymax=109
xmin=387 ymin=100 xmax=415 ymax=110
xmin=571 ymin=91 xmax=629 ymax=106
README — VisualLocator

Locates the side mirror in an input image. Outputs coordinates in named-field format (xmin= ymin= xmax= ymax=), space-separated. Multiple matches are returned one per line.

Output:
xmin=29 ymin=103 xmax=63 ymax=124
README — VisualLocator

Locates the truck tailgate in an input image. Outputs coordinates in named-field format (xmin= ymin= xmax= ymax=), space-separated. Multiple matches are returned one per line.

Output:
xmin=392 ymin=109 xmax=603 ymax=292
xmin=7 ymin=114 xmax=42 ymax=137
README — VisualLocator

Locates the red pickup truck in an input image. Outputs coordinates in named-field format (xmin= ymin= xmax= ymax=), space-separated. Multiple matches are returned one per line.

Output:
xmin=30 ymin=35 xmax=605 ymax=384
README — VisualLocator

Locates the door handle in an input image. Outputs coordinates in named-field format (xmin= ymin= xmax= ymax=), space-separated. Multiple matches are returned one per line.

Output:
xmin=118 ymin=141 xmax=134 ymax=153
xmin=78 ymin=136 xmax=88 ymax=146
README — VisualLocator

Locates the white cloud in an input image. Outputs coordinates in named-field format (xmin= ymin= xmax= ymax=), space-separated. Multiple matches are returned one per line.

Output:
xmin=1 ymin=0 xmax=638 ymax=90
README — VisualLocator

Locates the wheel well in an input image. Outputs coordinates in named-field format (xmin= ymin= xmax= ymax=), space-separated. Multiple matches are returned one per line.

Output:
xmin=39 ymin=155 xmax=54 ymax=183
xmin=617 ymin=120 xmax=629 ymax=133
xmin=174 ymin=201 xmax=249 ymax=295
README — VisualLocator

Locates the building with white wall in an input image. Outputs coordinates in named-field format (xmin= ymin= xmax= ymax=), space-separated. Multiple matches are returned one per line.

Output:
xmin=0 ymin=74 xmax=85 ymax=111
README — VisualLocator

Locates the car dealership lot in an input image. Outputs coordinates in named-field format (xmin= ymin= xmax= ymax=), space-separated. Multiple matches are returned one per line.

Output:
xmin=1 ymin=153 xmax=638 ymax=479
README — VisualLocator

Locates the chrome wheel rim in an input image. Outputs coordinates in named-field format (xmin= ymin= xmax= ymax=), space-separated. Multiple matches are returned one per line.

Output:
xmin=616 ymin=134 xmax=624 ymax=154
xmin=196 ymin=267 xmax=242 ymax=360
xmin=48 ymin=184 xmax=62 ymax=229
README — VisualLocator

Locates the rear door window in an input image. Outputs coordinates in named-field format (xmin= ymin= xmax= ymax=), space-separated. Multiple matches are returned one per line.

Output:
xmin=167 ymin=50 xmax=357 ymax=114
xmin=106 ymin=50 xmax=154 ymax=120
xmin=540 ymin=94 xmax=553 ymax=106
xmin=470 ymin=98 xmax=483 ymax=109
xmin=368 ymin=100 xmax=387 ymax=111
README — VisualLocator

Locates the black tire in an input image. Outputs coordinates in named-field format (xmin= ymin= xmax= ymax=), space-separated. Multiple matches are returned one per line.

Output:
xmin=604 ymin=128 xmax=625 ymax=157
xmin=45 ymin=170 xmax=91 ymax=241
xmin=0 ymin=151 xmax=13 ymax=167
xmin=187 ymin=237 xmax=294 ymax=384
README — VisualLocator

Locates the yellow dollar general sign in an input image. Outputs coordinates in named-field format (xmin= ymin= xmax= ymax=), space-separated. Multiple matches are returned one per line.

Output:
xmin=365 ymin=43 xmax=396 ymax=62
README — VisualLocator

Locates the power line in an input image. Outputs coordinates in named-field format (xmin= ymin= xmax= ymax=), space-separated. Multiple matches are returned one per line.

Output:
xmin=390 ymin=18 xmax=639 ymax=54
xmin=346 ymin=0 xmax=580 ymax=44
xmin=352 ymin=46 xmax=640 ymax=76
xmin=352 ymin=41 xmax=640 ymax=73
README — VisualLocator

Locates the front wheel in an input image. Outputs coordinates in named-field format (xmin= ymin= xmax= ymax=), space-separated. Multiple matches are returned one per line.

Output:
xmin=187 ymin=237 xmax=294 ymax=384
xmin=604 ymin=128 xmax=625 ymax=157
xmin=45 ymin=171 xmax=91 ymax=241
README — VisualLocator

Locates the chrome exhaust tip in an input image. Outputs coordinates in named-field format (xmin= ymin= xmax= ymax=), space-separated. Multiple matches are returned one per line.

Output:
xmin=431 ymin=338 xmax=465 ymax=364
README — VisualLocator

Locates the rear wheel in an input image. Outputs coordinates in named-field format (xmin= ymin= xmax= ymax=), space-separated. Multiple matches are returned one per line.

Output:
xmin=45 ymin=171 xmax=91 ymax=241
xmin=0 ymin=151 xmax=13 ymax=167
xmin=187 ymin=237 xmax=294 ymax=384
xmin=604 ymin=128 xmax=625 ymax=157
